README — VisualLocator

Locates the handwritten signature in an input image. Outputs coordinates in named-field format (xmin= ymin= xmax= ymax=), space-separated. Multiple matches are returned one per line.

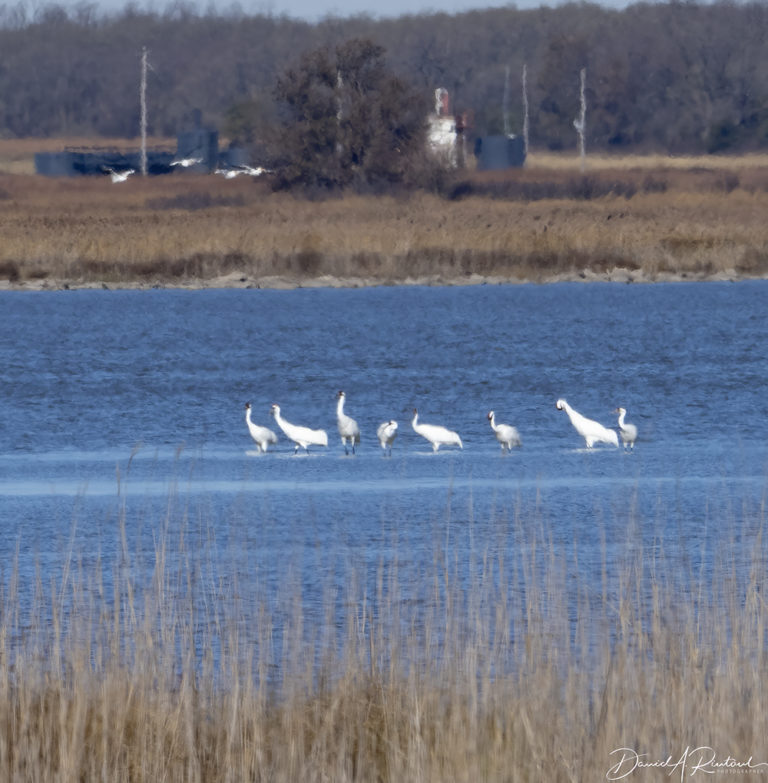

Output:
xmin=607 ymin=747 xmax=768 ymax=780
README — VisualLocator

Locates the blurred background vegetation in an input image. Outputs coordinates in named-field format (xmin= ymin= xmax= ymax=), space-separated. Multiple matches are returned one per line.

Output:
xmin=1 ymin=0 xmax=767 ymax=159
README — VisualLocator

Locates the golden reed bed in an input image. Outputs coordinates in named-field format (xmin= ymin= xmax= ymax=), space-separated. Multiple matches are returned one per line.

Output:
xmin=1 ymin=509 xmax=766 ymax=782
xmin=2 ymin=144 xmax=768 ymax=288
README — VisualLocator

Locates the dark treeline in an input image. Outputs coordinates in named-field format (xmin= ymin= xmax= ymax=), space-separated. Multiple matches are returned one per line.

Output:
xmin=2 ymin=0 xmax=768 ymax=154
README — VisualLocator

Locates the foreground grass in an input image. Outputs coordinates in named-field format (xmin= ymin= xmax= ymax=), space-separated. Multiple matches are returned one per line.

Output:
xmin=1 ymin=150 xmax=768 ymax=287
xmin=1 ymin=504 xmax=766 ymax=782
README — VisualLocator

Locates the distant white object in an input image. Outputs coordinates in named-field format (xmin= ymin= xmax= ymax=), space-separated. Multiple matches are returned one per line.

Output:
xmin=171 ymin=156 xmax=203 ymax=168
xmin=428 ymin=87 xmax=458 ymax=167
xmin=215 ymin=167 xmax=243 ymax=179
xmin=244 ymin=402 xmax=278 ymax=453
xmin=102 ymin=166 xmax=134 ymax=183
xmin=240 ymin=164 xmax=273 ymax=177
xmin=556 ymin=398 xmax=618 ymax=449
xmin=615 ymin=407 xmax=638 ymax=450
xmin=412 ymin=408 xmax=462 ymax=452
xmin=336 ymin=390 xmax=360 ymax=455
xmin=487 ymin=410 xmax=521 ymax=452
xmin=270 ymin=404 xmax=328 ymax=454
xmin=376 ymin=420 xmax=398 ymax=455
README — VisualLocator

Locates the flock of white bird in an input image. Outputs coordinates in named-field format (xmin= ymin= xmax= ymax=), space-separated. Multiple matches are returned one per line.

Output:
xmin=244 ymin=393 xmax=638 ymax=455
xmin=102 ymin=160 xmax=272 ymax=183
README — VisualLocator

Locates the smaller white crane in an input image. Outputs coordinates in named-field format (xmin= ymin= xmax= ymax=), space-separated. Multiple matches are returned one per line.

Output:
xmin=376 ymin=420 xmax=398 ymax=456
xmin=487 ymin=410 xmax=522 ymax=452
xmin=615 ymin=407 xmax=638 ymax=451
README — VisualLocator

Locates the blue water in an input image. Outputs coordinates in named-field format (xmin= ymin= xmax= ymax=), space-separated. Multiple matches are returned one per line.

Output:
xmin=1 ymin=283 xmax=767 ymax=659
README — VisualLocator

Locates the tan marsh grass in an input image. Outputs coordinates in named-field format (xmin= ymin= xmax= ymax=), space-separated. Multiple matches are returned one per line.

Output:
xmin=1 ymin=497 xmax=766 ymax=781
xmin=1 ymin=153 xmax=768 ymax=286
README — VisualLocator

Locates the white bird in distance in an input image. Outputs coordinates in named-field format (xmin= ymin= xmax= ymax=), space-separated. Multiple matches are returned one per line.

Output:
xmin=215 ymin=167 xmax=243 ymax=179
xmin=171 ymin=156 xmax=203 ymax=168
xmin=102 ymin=166 xmax=134 ymax=183
xmin=240 ymin=164 xmax=273 ymax=177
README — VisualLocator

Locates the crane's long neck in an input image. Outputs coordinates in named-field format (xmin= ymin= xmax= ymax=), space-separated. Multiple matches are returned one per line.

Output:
xmin=246 ymin=407 xmax=253 ymax=425
xmin=337 ymin=396 xmax=345 ymax=417
xmin=489 ymin=413 xmax=498 ymax=432
xmin=618 ymin=410 xmax=627 ymax=428
xmin=412 ymin=412 xmax=419 ymax=429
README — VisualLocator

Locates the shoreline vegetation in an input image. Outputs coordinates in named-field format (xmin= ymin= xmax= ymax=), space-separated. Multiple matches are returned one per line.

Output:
xmin=2 ymin=508 xmax=766 ymax=780
xmin=2 ymin=145 xmax=768 ymax=290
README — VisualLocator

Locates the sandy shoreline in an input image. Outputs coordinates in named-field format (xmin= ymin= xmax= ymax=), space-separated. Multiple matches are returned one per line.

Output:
xmin=0 ymin=267 xmax=759 ymax=292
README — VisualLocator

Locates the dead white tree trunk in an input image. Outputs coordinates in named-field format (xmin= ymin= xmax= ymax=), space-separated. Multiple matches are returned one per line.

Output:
xmin=522 ymin=63 xmax=529 ymax=160
xmin=140 ymin=47 xmax=148 ymax=177
xmin=574 ymin=67 xmax=586 ymax=172
xmin=503 ymin=64 xmax=511 ymax=137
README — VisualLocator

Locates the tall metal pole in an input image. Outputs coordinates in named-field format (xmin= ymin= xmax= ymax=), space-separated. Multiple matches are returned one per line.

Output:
xmin=140 ymin=47 xmax=148 ymax=177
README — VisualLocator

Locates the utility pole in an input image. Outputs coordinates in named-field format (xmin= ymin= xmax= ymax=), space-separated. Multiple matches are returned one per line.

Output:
xmin=140 ymin=47 xmax=148 ymax=177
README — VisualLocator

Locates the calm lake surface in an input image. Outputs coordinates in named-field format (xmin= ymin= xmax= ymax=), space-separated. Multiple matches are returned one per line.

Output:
xmin=1 ymin=282 xmax=767 ymax=653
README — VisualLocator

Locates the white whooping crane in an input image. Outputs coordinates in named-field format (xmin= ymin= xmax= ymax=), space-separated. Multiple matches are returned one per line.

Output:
xmin=336 ymin=390 xmax=360 ymax=455
xmin=376 ymin=420 xmax=398 ymax=455
xmin=411 ymin=409 xmax=463 ymax=453
xmin=244 ymin=402 xmax=278 ymax=453
xmin=615 ymin=407 xmax=638 ymax=451
xmin=270 ymin=404 xmax=328 ymax=454
xmin=556 ymin=399 xmax=618 ymax=449
xmin=102 ymin=166 xmax=134 ymax=183
xmin=487 ymin=410 xmax=522 ymax=452
xmin=171 ymin=156 xmax=203 ymax=168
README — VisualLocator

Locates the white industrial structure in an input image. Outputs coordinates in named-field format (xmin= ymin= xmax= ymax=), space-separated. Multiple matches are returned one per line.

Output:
xmin=427 ymin=88 xmax=460 ymax=168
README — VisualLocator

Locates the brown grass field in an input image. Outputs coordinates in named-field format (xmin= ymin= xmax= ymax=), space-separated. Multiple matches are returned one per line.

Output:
xmin=2 ymin=140 xmax=768 ymax=288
